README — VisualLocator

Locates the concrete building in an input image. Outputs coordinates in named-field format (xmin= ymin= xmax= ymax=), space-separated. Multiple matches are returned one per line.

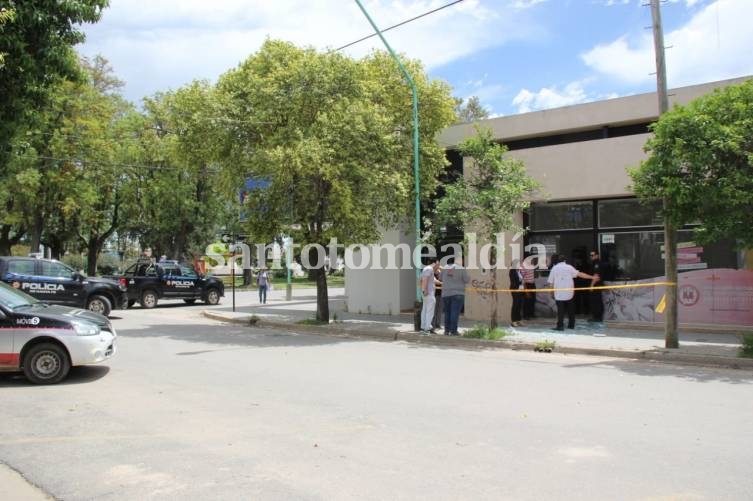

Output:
xmin=347 ymin=75 xmax=753 ymax=327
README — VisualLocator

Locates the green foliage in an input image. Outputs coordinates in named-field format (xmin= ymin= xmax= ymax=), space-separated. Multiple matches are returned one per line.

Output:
xmin=462 ymin=324 xmax=510 ymax=340
xmin=0 ymin=0 xmax=108 ymax=165
xmin=534 ymin=340 xmax=556 ymax=353
xmin=630 ymin=80 xmax=753 ymax=247
xmin=214 ymin=40 xmax=457 ymax=321
xmin=740 ymin=334 xmax=753 ymax=358
xmin=435 ymin=126 xmax=539 ymax=329
xmin=436 ymin=127 xmax=540 ymax=237
xmin=297 ymin=318 xmax=329 ymax=326
xmin=455 ymin=96 xmax=490 ymax=123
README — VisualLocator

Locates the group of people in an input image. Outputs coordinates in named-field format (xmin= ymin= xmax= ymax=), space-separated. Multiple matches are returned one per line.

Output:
xmin=420 ymin=257 xmax=470 ymax=336
xmin=510 ymin=250 xmax=610 ymax=331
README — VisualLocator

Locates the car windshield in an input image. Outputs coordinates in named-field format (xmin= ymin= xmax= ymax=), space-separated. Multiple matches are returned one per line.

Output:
xmin=0 ymin=281 xmax=40 ymax=310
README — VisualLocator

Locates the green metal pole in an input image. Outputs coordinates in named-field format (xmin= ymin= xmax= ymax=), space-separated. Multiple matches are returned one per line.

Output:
xmin=354 ymin=0 xmax=422 ymax=302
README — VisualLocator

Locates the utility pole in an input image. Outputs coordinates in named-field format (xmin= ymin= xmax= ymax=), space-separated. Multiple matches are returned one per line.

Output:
xmin=650 ymin=0 xmax=678 ymax=348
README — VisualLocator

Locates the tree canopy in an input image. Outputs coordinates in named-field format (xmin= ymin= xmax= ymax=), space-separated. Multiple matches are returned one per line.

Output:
xmin=0 ymin=0 xmax=108 ymax=166
xmin=630 ymin=79 xmax=753 ymax=247
xmin=215 ymin=40 xmax=457 ymax=321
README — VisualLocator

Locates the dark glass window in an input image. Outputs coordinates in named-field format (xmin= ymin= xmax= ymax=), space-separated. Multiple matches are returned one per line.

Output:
xmin=529 ymin=201 xmax=593 ymax=231
xmin=598 ymin=199 xmax=662 ymax=228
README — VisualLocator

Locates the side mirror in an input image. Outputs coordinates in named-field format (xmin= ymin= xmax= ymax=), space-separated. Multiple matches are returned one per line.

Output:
xmin=73 ymin=272 xmax=85 ymax=281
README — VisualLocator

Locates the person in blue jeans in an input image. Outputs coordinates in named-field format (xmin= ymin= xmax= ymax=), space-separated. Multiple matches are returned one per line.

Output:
xmin=257 ymin=267 xmax=269 ymax=304
xmin=439 ymin=257 xmax=470 ymax=336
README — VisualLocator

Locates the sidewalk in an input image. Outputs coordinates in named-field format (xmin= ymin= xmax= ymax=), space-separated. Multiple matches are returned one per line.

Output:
xmin=205 ymin=287 xmax=753 ymax=369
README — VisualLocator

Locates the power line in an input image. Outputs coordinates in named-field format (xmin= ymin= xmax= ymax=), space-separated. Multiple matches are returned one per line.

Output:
xmin=335 ymin=0 xmax=466 ymax=52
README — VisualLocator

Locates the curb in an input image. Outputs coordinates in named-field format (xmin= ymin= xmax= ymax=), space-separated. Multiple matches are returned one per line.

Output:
xmin=201 ymin=311 xmax=753 ymax=370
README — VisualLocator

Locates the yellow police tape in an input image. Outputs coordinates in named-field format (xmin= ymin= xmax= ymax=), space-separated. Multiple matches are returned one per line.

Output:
xmin=461 ymin=281 xmax=677 ymax=314
xmin=464 ymin=281 xmax=676 ymax=294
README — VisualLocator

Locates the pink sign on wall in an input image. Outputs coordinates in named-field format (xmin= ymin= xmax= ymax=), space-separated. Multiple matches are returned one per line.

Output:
xmin=604 ymin=268 xmax=753 ymax=326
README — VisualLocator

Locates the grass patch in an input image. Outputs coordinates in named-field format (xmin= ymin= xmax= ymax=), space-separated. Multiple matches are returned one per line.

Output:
xmin=462 ymin=324 xmax=511 ymax=340
xmin=534 ymin=340 xmax=556 ymax=353
xmin=740 ymin=334 xmax=753 ymax=358
xmin=296 ymin=318 xmax=329 ymax=326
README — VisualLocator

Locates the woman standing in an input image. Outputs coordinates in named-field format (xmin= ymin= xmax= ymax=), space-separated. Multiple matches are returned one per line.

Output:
xmin=257 ymin=267 xmax=270 ymax=304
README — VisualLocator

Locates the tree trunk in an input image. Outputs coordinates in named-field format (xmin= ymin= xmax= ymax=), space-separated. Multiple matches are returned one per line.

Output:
xmin=0 ymin=224 xmax=23 ymax=255
xmin=664 ymin=202 xmax=679 ymax=348
xmin=29 ymin=213 xmax=43 ymax=254
xmin=309 ymin=244 xmax=330 ymax=322
xmin=489 ymin=268 xmax=498 ymax=330
xmin=86 ymin=237 xmax=101 ymax=276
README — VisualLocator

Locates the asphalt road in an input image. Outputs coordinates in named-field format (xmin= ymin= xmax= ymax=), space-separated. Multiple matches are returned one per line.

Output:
xmin=2 ymin=300 xmax=753 ymax=501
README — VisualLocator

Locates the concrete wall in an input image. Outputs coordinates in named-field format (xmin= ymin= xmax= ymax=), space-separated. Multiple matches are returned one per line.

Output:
xmin=344 ymin=227 xmax=417 ymax=315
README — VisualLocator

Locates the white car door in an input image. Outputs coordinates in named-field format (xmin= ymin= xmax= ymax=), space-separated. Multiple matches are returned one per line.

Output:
xmin=0 ymin=309 xmax=19 ymax=369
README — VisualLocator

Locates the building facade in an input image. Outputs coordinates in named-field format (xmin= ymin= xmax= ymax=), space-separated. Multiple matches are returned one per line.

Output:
xmin=436 ymin=76 xmax=753 ymax=327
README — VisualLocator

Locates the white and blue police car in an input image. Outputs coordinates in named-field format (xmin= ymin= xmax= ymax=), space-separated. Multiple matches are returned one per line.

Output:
xmin=0 ymin=282 xmax=117 ymax=384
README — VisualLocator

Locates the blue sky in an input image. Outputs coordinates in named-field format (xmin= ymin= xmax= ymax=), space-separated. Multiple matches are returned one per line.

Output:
xmin=78 ymin=0 xmax=753 ymax=117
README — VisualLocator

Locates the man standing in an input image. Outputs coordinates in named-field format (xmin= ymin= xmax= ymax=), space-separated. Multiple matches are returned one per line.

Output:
xmin=440 ymin=256 xmax=470 ymax=336
xmin=547 ymin=254 xmax=596 ymax=331
xmin=589 ymin=250 xmax=604 ymax=322
xmin=420 ymin=258 xmax=441 ymax=334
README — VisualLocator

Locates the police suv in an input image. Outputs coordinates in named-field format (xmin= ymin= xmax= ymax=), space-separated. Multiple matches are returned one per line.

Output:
xmin=111 ymin=259 xmax=224 ymax=309
xmin=0 ymin=282 xmax=117 ymax=384
xmin=0 ymin=256 xmax=128 ymax=317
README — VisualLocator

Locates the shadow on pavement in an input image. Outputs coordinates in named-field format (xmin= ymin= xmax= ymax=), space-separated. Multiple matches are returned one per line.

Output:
xmin=563 ymin=357 xmax=753 ymax=384
xmin=0 ymin=366 xmax=111 ymax=388
xmin=119 ymin=321 xmax=354 ymax=350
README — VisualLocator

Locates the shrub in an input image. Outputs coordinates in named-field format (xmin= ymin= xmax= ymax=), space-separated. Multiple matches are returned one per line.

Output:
xmin=462 ymin=324 xmax=510 ymax=340
xmin=740 ymin=334 xmax=753 ymax=358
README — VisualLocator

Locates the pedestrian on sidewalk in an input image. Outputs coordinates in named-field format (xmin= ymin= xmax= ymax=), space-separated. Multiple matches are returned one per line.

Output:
xmin=509 ymin=259 xmax=524 ymax=327
xmin=420 ymin=258 xmax=441 ymax=334
xmin=521 ymin=254 xmax=537 ymax=320
xmin=547 ymin=254 xmax=596 ymax=331
xmin=257 ymin=267 xmax=270 ymax=304
xmin=432 ymin=266 xmax=443 ymax=331
xmin=440 ymin=256 xmax=470 ymax=336
xmin=588 ymin=250 xmax=605 ymax=322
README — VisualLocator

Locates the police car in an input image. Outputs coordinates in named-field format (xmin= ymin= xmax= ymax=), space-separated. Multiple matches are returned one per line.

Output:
xmin=0 ymin=256 xmax=128 ymax=317
xmin=0 ymin=282 xmax=116 ymax=384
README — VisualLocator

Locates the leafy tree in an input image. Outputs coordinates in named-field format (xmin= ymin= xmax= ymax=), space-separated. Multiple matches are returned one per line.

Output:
xmin=630 ymin=79 xmax=753 ymax=247
xmin=121 ymin=82 xmax=234 ymax=261
xmin=455 ymin=96 xmax=490 ymax=123
xmin=0 ymin=0 xmax=108 ymax=168
xmin=215 ymin=40 xmax=456 ymax=321
xmin=435 ymin=127 xmax=539 ymax=329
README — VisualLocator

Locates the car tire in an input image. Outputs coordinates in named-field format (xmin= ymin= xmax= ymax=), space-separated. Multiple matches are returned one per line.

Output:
xmin=141 ymin=290 xmax=158 ymax=309
xmin=183 ymin=299 xmax=197 ymax=304
xmin=23 ymin=343 xmax=71 ymax=385
xmin=205 ymin=288 xmax=221 ymax=305
xmin=87 ymin=295 xmax=112 ymax=317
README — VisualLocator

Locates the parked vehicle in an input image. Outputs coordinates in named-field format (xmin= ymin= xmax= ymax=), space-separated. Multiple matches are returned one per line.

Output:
xmin=108 ymin=259 xmax=224 ymax=309
xmin=0 ymin=256 xmax=128 ymax=317
xmin=0 ymin=282 xmax=117 ymax=384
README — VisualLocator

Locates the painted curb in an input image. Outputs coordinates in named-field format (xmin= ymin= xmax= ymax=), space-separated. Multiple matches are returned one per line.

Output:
xmin=201 ymin=311 xmax=753 ymax=370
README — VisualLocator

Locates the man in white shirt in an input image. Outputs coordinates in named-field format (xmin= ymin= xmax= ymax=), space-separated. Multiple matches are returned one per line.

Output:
xmin=420 ymin=258 xmax=441 ymax=333
xmin=546 ymin=254 xmax=596 ymax=331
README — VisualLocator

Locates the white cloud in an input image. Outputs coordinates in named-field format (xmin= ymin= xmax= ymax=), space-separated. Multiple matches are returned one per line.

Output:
xmin=511 ymin=81 xmax=590 ymax=113
xmin=78 ymin=0 xmax=544 ymax=104
xmin=581 ymin=0 xmax=753 ymax=88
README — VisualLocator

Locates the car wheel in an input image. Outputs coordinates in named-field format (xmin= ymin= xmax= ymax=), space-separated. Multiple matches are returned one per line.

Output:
xmin=23 ymin=343 xmax=71 ymax=385
xmin=127 ymin=299 xmax=136 ymax=308
xmin=87 ymin=295 xmax=112 ymax=317
xmin=205 ymin=288 xmax=221 ymax=305
xmin=141 ymin=290 xmax=158 ymax=309
xmin=183 ymin=299 xmax=197 ymax=304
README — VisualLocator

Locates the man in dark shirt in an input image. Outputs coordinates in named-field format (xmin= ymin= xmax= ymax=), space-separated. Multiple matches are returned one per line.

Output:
xmin=589 ymin=250 xmax=608 ymax=322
